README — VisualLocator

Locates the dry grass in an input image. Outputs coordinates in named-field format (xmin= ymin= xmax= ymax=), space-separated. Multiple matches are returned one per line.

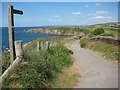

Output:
xmin=51 ymin=64 xmax=80 ymax=88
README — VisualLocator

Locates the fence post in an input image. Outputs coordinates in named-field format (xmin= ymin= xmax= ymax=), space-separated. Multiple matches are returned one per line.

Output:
xmin=37 ymin=42 xmax=40 ymax=52
xmin=14 ymin=41 xmax=23 ymax=58
xmin=40 ymin=41 xmax=44 ymax=50
xmin=46 ymin=41 xmax=50 ymax=50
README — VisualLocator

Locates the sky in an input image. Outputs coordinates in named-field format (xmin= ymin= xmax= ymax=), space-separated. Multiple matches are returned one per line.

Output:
xmin=2 ymin=2 xmax=118 ymax=27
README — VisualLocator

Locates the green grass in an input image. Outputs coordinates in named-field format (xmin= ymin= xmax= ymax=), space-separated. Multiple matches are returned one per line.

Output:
xmin=27 ymin=22 xmax=119 ymax=38
xmin=91 ymin=28 xmax=105 ymax=36
xmin=49 ymin=26 xmax=90 ymax=35
xmin=2 ymin=53 xmax=10 ymax=73
xmin=82 ymin=22 xmax=119 ymax=38
xmin=105 ymin=29 xmax=119 ymax=38
xmin=80 ymin=37 xmax=89 ymax=48
xmin=80 ymin=37 xmax=119 ymax=61
xmin=2 ymin=37 xmax=73 ymax=88
xmin=99 ymin=33 xmax=114 ymax=37
xmin=77 ymin=28 xmax=90 ymax=34
xmin=50 ymin=22 xmax=119 ymax=38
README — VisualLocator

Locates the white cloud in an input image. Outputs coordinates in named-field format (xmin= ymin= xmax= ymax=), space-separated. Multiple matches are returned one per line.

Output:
xmin=95 ymin=3 xmax=101 ymax=6
xmin=85 ymin=5 xmax=89 ymax=7
xmin=54 ymin=15 xmax=60 ymax=18
xmin=96 ymin=11 xmax=108 ymax=14
xmin=72 ymin=12 xmax=81 ymax=15
xmin=88 ymin=10 xmax=109 ymax=17
xmin=92 ymin=16 xmax=113 ymax=19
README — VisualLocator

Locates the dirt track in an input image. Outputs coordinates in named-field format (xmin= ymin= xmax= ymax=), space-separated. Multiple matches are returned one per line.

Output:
xmin=71 ymin=40 xmax=118 ymax=88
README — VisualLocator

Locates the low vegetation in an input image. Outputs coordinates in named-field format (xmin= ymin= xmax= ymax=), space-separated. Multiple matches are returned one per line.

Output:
xmin=51 ymin=64 xmax=80 ymax=88
xmin=91 ymin=28 xmax=105 ymax=36
xmin=80 ymin=37 xmax=119 ymax=61
xmin=89 ymin=28 xmax=114 ymax=37
xmin=2 ymin=22 xmax=119 ymax=88
xmin=26 ymin=22 xmax=118 ymax=38
xmin=80 ymin=37 xmax=89 ymax=48
xmin=2 ymin=37 xmax=78 ymax=88
xmin=50 ymin=27 xmax=91 ymax=35
xmin=80 ymin=23 xmax=119 ymax=61
xmin=99 ymin=33 xmax=114 ymax=37
xmin=2 ymin=52 xmax=10 ymax=73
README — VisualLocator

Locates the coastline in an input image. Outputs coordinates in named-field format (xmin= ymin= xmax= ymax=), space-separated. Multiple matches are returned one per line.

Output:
xmin=23 ymin=42 xmax=31 ymax=48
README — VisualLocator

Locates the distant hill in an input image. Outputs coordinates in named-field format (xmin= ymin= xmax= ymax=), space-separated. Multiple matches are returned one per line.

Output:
xmin=25 ymin=22 xmax=119 ymax=37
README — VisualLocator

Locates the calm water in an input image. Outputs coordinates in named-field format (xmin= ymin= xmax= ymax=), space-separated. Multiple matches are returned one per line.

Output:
xmin=2 ymin=27 xmax=55 ymax=50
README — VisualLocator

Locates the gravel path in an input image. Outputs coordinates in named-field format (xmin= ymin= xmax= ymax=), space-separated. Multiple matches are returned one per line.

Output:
xmin=71 ymin=40 xmax=118 ymax=88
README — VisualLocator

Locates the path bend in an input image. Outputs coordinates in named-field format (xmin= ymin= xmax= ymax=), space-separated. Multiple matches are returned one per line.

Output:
xmin=71 ymin=40 xmax=118 ymax=88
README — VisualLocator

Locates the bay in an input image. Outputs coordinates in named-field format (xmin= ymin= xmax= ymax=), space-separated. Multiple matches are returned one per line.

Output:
xmin=2 ymin=27 xmax=55 ymax=50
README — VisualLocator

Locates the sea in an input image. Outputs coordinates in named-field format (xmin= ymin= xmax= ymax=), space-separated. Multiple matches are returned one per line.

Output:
xmin=1 ymin=26 xmax=55 ymax=50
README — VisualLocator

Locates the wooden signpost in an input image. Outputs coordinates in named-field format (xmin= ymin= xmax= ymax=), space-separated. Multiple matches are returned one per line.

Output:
xmin=8 ymin=5 xmax=23 ymax=64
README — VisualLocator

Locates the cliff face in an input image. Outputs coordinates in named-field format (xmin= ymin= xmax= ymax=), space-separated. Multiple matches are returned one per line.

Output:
xmin=25 ymin=28 xmax=84 ymax=36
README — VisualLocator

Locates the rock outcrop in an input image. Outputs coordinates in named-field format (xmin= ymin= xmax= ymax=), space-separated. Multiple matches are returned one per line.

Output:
xmin=25 ymin=28 xmax=85 ymax=36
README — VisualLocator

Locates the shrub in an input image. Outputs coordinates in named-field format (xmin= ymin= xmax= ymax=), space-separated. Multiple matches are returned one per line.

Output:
xmin=3 ymin=45 xmax=73 ymax=88
xmin=80 ymin=38 xmax=89 ymax=48
xmin=2 ymin=53 xmax=10 ymax=73
xmin=78 ymin=29 xmax=90 ymax=34
xmin=91 ymin=28 xmax=105 ymax=35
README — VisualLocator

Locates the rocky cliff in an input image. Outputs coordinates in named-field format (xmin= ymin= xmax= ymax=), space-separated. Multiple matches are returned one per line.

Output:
xmin=25 ymin=28 xmax=85 ymax=36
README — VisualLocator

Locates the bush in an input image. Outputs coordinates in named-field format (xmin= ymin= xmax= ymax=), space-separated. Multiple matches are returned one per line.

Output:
xmin=78 ymin=29 xmax=90 ymax=34
xmin=80 ymin=38 xmax=89 ymax=48
xmin=91 ymin=28 xmax=105 ymax=35
xmin=2 ymin=53 xmax=10 ymax=73
xmin=3 ymin=45 xmax=73 ymax=88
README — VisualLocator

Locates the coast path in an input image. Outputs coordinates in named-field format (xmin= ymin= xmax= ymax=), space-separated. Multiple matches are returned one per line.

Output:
xmin=71 ymin=40 xmax=118 ymax=88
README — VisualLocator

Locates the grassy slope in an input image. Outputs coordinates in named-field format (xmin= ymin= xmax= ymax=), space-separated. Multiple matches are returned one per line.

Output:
xmin=2 ymin=22 xmax=119 ymax=88
xmin=2 ymin=36 xmax=80 ymax=88
xmin=49 ymin=22 xmax=119 ymax=38
xmin=79 ymin=22 xmax=119 ymax=62
xmin=83 ymin=22 xmax=119 ymax=37
xmin=80 ymin=37 xmax=119 ymax=62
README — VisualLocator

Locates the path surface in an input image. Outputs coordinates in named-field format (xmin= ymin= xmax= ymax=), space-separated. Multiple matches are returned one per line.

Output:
xmin=71 ymin=40 xmax=118 ymax=88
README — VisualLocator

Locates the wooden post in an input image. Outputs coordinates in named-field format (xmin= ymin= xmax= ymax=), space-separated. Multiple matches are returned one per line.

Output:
xmin=8 ymin=5 xmax=23 ymax=64
xmin=8 ymin=5 xmax=15 ymax=64
xmin=48 ymin=42 xmax=50 ymax=50
xmin=40 ymin=41 xmax=44 ymax=50
xmin=37 ymin=42 xmax=40 ymax=52
xmin=49 ymin=39 xmax=52 ymax=47
xmin=45 ymin=41 xmax=50 ymax=50
xmin=14 ymin=41 xmax=23 ymax=58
